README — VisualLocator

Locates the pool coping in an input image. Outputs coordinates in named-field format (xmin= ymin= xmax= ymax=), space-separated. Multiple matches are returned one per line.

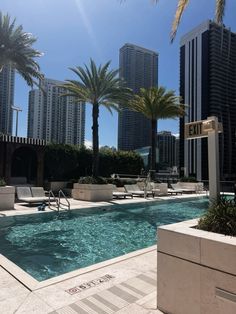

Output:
xmin=0 ymin=245 xmax=157 ymax=291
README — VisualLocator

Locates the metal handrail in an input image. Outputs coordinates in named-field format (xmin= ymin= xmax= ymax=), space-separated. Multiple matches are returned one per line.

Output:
xmin=58 ymin=190 xmax=70 ymax=210
xmin=48 ymin=190 xmax=59 ymax=211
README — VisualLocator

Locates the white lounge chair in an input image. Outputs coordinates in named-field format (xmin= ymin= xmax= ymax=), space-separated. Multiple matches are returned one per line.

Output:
xmin=112 ymin=185 xmax=133 ymax=199
xmin=124 ymin=184 xmax=154 ymax=197
xmin=171 ymin=183 xmax=195 ymax=193
xmin=16 ymin=187 xmax=48 ymax=204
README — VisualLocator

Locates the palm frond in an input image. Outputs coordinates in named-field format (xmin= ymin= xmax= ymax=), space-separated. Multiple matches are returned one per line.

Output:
xmin=129 ymin=86 xmax=186 ymax=121
xmin=0 ymin=11 xmax=43 ymax=86
xmin=215 ymin=0 xmax=226 ymax=24
xmin=171 ymin=0 xmax=189 ymax=42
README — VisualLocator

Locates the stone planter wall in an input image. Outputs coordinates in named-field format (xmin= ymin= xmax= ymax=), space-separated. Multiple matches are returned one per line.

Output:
xmin=72 ymin=184 xmax=113 ymax=202
xmin=0 ymin=186 xmax=15 ymax=210
xmin=157 ymin=219 xmax=236 ymax=314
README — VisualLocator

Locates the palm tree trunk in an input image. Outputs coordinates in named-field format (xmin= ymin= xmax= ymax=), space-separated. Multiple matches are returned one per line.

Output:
xmin=92 ymin=103 xmax=99 ymax=177
xmin=151 ymin=119 xmax=157 ymax=171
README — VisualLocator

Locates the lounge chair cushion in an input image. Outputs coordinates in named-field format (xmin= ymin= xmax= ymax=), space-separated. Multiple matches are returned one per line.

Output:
xmin=16 ymin=187 xmax=32 ymax=199
xmin=31 ymin=187 xmax=46 ymax=198
xmin=19 ymin=197 xmax=49 ymax=203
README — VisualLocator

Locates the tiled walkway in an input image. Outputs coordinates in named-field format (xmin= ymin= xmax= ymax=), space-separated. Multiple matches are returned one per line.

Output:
xmin=50 ymin=270 xmax=160 ymax=314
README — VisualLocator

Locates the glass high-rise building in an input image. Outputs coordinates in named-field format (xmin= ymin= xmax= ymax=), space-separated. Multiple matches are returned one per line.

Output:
xmin=27 ymin=78 xmax=85 ymax=145
xmin=0 ymin=65 xmax=15 ymax=135
xmin=118 ymin=43 xmax=158 ymax=151
xmin=179 ymin=20 xmax=236 ymax=181
xmin=157 ymin=131 xmax=177 ymax=169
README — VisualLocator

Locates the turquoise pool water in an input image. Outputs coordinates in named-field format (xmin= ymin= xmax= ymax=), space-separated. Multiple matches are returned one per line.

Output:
xmin=0 ymin=197 xmax=208 ymax=281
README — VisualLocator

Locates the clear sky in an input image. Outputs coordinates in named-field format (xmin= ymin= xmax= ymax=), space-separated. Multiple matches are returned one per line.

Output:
xmin=1 ymin=0 xmax=236 ymax=147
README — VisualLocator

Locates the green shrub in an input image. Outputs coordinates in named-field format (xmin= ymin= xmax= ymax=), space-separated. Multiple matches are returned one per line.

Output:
xmin=198 ymin=197 xmax=236 ymax=236
xmin=180 ymin=176 xmax=198 ymax=182
xmin=0 ymin=178 xmax=6 ymax=186
xmin=78 ymin=176 xmax=107 ymax=185
xmin=106 ymin=177 xmax=137 ymax=187
xmin=99 ymin=149 xmax=144 ymax=177
xmin=44 ymin=144 xmax=79 ymax=181
xmin=44 ymin=145 xmax=144 ymax=180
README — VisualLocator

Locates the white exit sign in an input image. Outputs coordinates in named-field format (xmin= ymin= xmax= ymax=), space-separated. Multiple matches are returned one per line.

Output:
xmin=185 ymin=119 xmax=222 ymax=139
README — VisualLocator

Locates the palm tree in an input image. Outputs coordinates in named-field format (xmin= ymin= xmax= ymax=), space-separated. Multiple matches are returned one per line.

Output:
xmin=61 ymin=59 xmax=132 ymax=177
xmin=171 ymin=0 xmax=226 ymax=41
xmin=0 ymin=12 xmax=42 ymax=87
xmin=129 ymin=86 xmax=185 ymax=171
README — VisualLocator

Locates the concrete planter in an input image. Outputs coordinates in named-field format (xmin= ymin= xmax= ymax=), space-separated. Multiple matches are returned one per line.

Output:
xmin=0 ymin=186 xmax=15 ymax=210
xmin=72 ymin=183 xmax=113 ymax=202
xmin=157 ymin=219 xmax=236 ymax=314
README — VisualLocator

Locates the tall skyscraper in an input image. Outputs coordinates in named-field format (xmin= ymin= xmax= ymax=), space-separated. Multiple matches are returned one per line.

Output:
xmin=157 ymin=131 xmax=177 ymax=169
xmin=28 ymin=78 xmax=85 ymax=145
xmin=0 ymin=65 xmax=15 ymax=135
xmin=179 ymin=20 xmax=236 ymax=181
xmin=118 ymin=43 xmax=158 ymax=151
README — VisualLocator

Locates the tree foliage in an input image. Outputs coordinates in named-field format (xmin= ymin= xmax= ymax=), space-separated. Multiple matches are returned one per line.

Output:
xmin=0 ymin=12 xmax=42 ymax=86
xmin=61 ymin=59 xmax=132 ymax=176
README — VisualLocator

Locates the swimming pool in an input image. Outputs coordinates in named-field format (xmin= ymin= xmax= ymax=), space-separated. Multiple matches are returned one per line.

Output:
xmin=0 ymin=197 xmax=208 ymax=281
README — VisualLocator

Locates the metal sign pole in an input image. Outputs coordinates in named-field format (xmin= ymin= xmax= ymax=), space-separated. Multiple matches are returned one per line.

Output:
xmin=207 ymin=116 xmax=220 ymax=201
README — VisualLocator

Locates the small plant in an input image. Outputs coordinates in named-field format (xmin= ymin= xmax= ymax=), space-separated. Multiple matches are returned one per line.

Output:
xmin=78 ymin=176 xmax=107 ymax=185
xmin=0 ymin=178 xmax=6 ymax=186
xmin=198 ymin=197 xmax=236 ymax=236
xmin=106 ymin=177 xmax=137 ymax=187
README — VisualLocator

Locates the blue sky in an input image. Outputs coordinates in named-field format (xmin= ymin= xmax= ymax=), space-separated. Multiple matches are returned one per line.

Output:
xmin=1 ymin=0 xmax=236 ymax=147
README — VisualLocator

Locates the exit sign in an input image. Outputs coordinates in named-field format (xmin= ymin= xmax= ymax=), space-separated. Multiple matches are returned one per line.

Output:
xmin=185 ymin=120 xmax=208 ymax=139
xmin=185 ymin=119 xmax=222 ymax=139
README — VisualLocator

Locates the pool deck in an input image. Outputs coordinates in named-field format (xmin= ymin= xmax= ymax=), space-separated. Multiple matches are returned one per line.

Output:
xmin=0 ymin=194 xmax=206 ymax=313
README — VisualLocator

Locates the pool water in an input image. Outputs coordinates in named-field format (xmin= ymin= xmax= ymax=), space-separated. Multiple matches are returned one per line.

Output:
xmin=0 ymin=197 xmax=208 ymax=281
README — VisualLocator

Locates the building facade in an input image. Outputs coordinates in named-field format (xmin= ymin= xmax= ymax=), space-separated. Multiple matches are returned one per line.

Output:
xmin=28 ymin=78 xmax=85 ymax=145
xmin=179 ymin=20 xmax=236 ymax=181
xmin=0 ymin=65 xmax=15 ymax=135
xmin=118 ymin=43 xmax=158 ymax=151
xmin=157 ymin=131 xmax=177 ymax=169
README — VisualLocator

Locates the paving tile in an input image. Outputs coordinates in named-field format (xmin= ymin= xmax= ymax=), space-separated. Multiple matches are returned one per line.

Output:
xmin=15 ymin=292 xmax=54 ymax=314
xmin=108 ymin=286 xmax=138 ymax=304
xmin=125 ymin=277 xmax=155 ymax=295
xmin=137 ymin=274 xmax=156 ymax=287
xmin=34 ymin=285 xmax=78 ymax=310
xmin=86 ymin=296 xmax=114 ymax=314
xmin=92 ymin=293 xmax=120 ymax=312
xmin=56 ymin=306 xmax=78 ymax=314
xmin=120 ymin=282 xmax=146 ymax=297
xmin=115 ymin=303 xmax=150 ymax=314
xmin=96 ymin=289 xmax=129 ymax=309
xmin=0 ymin=291 xmax=30 ymax=314
xmin=116 ymin=283 xmax=144 ymax=299
xmin=72 ymin=299 xmax=99 ymax=314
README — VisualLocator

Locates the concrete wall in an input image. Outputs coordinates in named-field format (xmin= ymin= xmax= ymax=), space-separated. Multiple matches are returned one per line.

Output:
xmin=157 ymin=219 xmax=236 ymax=314
xmin=72 ymin=184 xmax=113 ymax=201
xmin=0 ymin=186 xmax=15 ymax=210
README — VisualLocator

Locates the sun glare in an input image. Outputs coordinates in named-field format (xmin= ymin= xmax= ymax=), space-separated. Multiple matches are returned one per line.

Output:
xmin=74 ymin=0 xmax=102 ymax=58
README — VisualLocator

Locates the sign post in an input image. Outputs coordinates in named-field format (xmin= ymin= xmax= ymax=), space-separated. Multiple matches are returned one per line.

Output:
xmin=185 ymin=116 xmax=222 ymax=201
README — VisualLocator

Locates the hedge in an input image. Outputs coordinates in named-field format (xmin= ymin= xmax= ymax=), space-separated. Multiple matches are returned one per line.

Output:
xmin=44 ymin=144 xmax=144 ymax=181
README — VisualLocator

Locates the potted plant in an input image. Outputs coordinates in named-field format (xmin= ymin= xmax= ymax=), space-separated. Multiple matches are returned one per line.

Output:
xmin=72 ymin=176 xmax=113 ymax=201
xmin=0 ymin=178 xmax=15 ymax=210
xmin=157 ymin=196 xmax=236 ymax=314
